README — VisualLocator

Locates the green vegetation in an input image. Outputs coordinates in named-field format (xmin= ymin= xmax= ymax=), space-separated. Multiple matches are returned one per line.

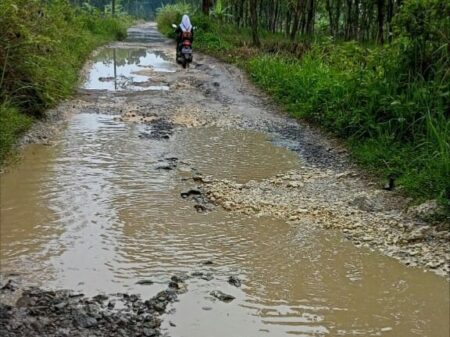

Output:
xmin=0 ymin=0 xmax=131 ymax=163
xmin=0 ymin=102 xmax=33 ymax=162
xmin=157 ymin=3 xmax=193 ymax=37
xmin=157 ymin=1 xmax=449 ymax=206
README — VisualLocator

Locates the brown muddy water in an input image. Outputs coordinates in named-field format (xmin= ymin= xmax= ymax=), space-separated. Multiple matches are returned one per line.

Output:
xmin=1 ymin=44 xmax=449 ymax=337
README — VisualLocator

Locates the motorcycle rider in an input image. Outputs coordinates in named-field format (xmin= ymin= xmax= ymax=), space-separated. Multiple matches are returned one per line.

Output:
xmin=175 ymin=15 xmax=194 ymax=56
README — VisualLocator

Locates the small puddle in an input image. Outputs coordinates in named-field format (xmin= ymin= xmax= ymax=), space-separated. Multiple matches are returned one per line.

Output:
xmin=1 ymin=114 xmax=449 ymax=336
xmin=82 ymin=47 xmax=175 ymax=91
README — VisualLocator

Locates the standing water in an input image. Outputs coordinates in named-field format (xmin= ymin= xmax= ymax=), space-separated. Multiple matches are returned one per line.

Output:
xmin=1 ymin=26 xmax=449 ymax=337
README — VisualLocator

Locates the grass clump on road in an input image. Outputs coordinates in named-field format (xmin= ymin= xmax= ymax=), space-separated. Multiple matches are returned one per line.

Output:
xmin=0 ymin=0 xmax=131 ymax=164
xmin=157 ymin=1 xmax=449 ymax=206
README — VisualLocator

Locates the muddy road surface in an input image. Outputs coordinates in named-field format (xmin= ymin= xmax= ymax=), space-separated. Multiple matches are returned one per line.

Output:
xmin=1 ymin=23 xmax=449 ymax=337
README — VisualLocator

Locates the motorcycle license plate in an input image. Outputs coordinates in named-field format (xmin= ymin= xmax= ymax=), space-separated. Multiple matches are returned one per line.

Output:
xmin=181 ymin=47 xmax=192 ymax=54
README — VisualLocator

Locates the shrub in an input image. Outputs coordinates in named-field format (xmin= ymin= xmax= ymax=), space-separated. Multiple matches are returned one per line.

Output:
xmin=0 ymin=0 xmax=129 ymax=116
xmin=156 ymin=3 xmax=193 ymax=37
xmin=0 ymin=0 xmax=130 ymax=163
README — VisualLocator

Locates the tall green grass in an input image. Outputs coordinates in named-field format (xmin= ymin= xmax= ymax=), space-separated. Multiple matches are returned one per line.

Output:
xmin=0 ymin=0 xmax=131 ymax=163
xmin=0 ymin=102 xmax=33 ymax=162
xmin=157 ymin=3 xmax=449 ymax=206
xmin=247 ymin=50 xmax=449 ymax=201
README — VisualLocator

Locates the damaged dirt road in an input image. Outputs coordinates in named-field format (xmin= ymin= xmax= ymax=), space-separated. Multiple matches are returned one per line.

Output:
xmin=1 ymin=23 xmax=449 ymax=337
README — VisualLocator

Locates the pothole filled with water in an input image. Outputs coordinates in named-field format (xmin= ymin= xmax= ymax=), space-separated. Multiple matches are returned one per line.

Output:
xmin=1 ymin=113 xmax=449 ymax=337
xmin=82 ymin=47 xmax=175 ymax=91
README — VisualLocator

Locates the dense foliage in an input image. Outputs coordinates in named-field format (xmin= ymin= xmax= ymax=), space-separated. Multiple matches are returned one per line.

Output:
xmin=70 ymin=0 xmax=166 ymax=19
xmin=157 ymin=0 xmax=449 ymax=205
xmin=0 ymin=0 xmax=130 ymax=162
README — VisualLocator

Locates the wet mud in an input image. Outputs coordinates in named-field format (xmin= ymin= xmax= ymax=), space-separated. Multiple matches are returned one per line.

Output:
xmin=1 ymin=23 xmax=449 ymax=337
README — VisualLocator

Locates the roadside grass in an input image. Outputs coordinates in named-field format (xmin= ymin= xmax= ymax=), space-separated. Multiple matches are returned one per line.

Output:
xmin=0 ymin=102 xmax=33 ymax=163
xmin=157 ymin=4 xmax=449 ymax=207
xmin=0 ymin=0 xmax=131 ymax=164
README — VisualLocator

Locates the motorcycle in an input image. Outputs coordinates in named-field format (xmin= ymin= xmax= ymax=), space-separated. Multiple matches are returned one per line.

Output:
xmin=172 ymin=23 xmax=193 ymax=69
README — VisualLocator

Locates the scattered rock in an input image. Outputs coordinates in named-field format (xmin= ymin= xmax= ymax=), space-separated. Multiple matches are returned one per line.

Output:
xmin=73 ymin=314 xmax=98 ymax=328
xmin=139 ymin=118 xmax=174 ymax=140
xmin=191 ymin=271 xmax=204 ymax=277
xmin=181 ymin=189 xmax=202 ymax=199
xmin=136 ymin=280 xmax=154 ymax=285
xmin=210 ymin=290 xmax=235 ymax=303
xmin=406 ymin=226 xmax=431 ymax=242
xmin=200 ymin=273 xmax=214 ymax=281
xmin=0 ymin=282 xmax=183 ymax=337
xmin=286 ymin=181 xmax=303 ymax=188
xmin=171 ymin=274 xmax=189 ymax=283
xmin=408 ymin=200 xmax=447 ymax=222
xmin=194 ymin=204 xmax=207 ymax=213
xmin=181 ymin=188 xmax=214 ymax=213
xmin=156 ymin=165 xmax=174 ymax=170
xmin=350 ymin=195 xmax=381 ymax=212
xmin=0 ymin=280 xmax=17 ymax=292
xmin=156 ymin=157 xmax=178 ymax=171
xmin=228 ymin=276 xmax=241 ymax=287
xmin=93 ymin=294 xmax=109 ymax=302
xmin=192 ymin=175 xmax=211 ymax=183
xmin=143 ymin=328 xmax=157 ymax=337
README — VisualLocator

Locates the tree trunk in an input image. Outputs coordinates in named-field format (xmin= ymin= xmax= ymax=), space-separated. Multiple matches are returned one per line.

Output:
xmin=377 ymin=0 xmax=385 ymax=44
xmin=249 ymin=0 xmax=260 ymax=46
xmin=236 ymin=0 xmax=244 ymax=27
xmin=325 ymin=0 xmax=335 ymax=37
xmin=386 ymin=0 xmax=394 ymax=41
xmin=335 ymin=0 xmax=342 ymax=38
xmin=285 ymin=9 xmax=292 ymax=36
xmin=305 ymin=0 xmax=315 ymax=36
xmin=202 ymin=0 xmax=210 ymax=16
xmin=354 ymin=0 xmax=360 ymax=39
xmin=345 ymin=0 xmax=353 ymax=40
xmin=272 ymin=0 xmax=279 ymax=32
xmin=290 ymin=0 xmax=304 ymax=41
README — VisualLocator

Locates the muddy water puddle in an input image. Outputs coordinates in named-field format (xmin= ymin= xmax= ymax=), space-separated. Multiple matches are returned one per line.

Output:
xmin=82 ymin=47 xmax=174 ymax=91
xmin=1 ymin=113 xmax=449 ymax=336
